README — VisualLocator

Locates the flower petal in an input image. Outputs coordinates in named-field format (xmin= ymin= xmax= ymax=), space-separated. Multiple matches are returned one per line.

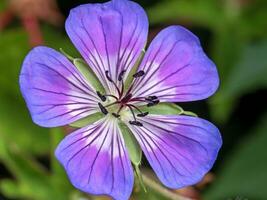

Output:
xmin=55 ymin=117 xmax=134 ymax=200
xmin=65 ymin=0 xmax=148 ymax=93
xmin=19 ymin=46 xmax=99 ymax=127
xmin=130 ymin=26 xmax=219 ymax=102
xmin=127 ymin=115 xmax=222 ymax=188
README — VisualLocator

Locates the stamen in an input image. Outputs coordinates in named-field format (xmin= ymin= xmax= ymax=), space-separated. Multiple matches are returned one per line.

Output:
xmin=112 ymin=113 xmax=120 ymax=118
xmin=105 ymin=101 xmax=119 ymax=108
xmin=145 ymin=96 xmax=158 ymax=101
xmin=96 ymin=91 xmax=107 ymax=102
xmin=105 ymin=70 xmax=113 ymax=82
xmin=127 ymin=104 xmax=149 ymax=117
xmin=127 ymin=105 xmax=143 ymax=126
xmin=133 ymin=70 xmax=145 ymax=78
xmin=105 ymin=70 xmax=122 ymax=97
xmin=147 ymin=100 xmax=160 ymax=107
xmin=137 ymin=112 xmax=149 ymax=117
xmin=104 ymin=94 xmax=118 ymax=101
xmin=129 ymin=121 xmax=143 ymax=127
xmin=118 ymin=70 xmax=126 ymax=81
xmin=98 ymin=103 xmax=108 ymax=115
xmin=128 ymin=104 xmax=137 ymax=122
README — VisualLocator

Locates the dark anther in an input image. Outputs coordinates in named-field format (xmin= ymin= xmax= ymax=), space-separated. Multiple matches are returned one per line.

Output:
xmin=145 ymin=96 xmax=158 ymax=101
xmin=105 ymin=70 xmax=113 ymax=82
xmin=133 ymin=70 xmax=145 ymax=78
xmin=97 ymin=91 xmax=106 ymax=102
xmin=147 ymin=100 xmax=160 ymax=107
xmin=98 ymin=103 xmax=108 ymax=115
xmin=137 ymin=112 xmax=149 ymax=117
xmin=118 ymin=70 xmax=126 ymax=81
xmin=129 ymin=121 xmax=143 ymax=127
xmin=112 ymin=113 xmax=120 ymax=118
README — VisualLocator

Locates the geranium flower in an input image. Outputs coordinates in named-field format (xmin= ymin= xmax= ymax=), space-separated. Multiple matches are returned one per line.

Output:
xmin=19 ymin=0 xmax=222 ymax=200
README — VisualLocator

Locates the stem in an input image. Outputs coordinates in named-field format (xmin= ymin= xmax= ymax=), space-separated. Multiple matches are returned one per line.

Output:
xmin=141 ymin=173 xmax=193 ymax=200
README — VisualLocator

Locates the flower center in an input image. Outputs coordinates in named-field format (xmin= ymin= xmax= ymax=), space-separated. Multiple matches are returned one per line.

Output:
xmin=96 ymin=70 xmax=160 ymax=126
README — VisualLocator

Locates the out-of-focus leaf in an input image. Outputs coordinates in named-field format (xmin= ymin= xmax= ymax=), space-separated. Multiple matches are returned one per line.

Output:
xmin=204 ymin=113 xmax=267 ymax=199
xmin=0 ymin=28 xmax=30 ymax=95
xmin=0 ymin=94 xmax=50 ymax=155
xmin=211 ymin=24 xmax=244 ymax=81
xmin=147 ymin=0 xmax=225 ymax=28
xmin=0 ymin=143 xmax=52 ymax=200
xmin=42 ymin=25 xmax=79 ymax=58
xmin=210 ymin=40 xmax=267 ymax=123
xmin=0 ymin=0 xmax=6 ymax=10
xmin=0 ymin=130 xmax=76 ymax=200
xmin=49 ymin=128 xmax=75 ymax=199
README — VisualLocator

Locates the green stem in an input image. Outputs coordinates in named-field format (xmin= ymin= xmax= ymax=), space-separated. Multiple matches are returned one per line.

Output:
xmin=142 ymin=173 xmax=193 ymax=200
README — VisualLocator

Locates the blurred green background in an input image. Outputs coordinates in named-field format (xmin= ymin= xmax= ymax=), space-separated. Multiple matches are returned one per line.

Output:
xmin=0 ymin=0 xmax=267 ymax=200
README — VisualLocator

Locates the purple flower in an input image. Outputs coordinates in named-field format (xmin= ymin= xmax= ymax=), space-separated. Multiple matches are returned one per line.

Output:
xmin=19 ymin=0 xmax=222 ymax=199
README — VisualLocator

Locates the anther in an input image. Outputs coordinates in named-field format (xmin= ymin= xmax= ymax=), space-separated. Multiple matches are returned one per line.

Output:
xmin=145 ymin=96 xmax=158 ymax=101
xmin=133 ymin=70 xmax=145 ymax=78
xmin=129 ymin=121 xmax=143 ymax=127
xmin=97 ymin=91 xmax=106 ymax=102
xmin=105 ymin=70 xmax=113 ymax=82
xmin=137 ymin=112 xmax=149 ymax=117
xmin=147 ymin=100 xmax=160 ymax=107
xmin=118 ymin=70 xmax=126 ymax=81
xmin=112 ymin=113 xmax=120 ymax=118
xmin=98 ymin=103 xmax=108 ymax=115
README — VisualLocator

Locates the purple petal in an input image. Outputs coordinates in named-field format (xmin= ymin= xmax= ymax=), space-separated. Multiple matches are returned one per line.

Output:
xmin=130 ymin=26 xmax=219 ymax=102
xmin=19 ymin=46 xmax=99 ymax=127
xmin=127 ymin=115 xmax=222 ymax=188
xmin=65 ymin=0 xmax=148 ymax=94
xmin=55 ymin=118 xmax=134 ymax=200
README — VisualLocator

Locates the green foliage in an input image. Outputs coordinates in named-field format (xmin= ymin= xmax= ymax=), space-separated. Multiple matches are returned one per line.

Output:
xmin=0 ymin=0 xmax=6 ymax=11
xmin=0 ymin=129 xmax=77 ymax=200
xmin=204 ymin=113 xmax=267 ymax=199
xmin=211 ymin=40 xmax=267 ymax=122
xmin=147 ymin=0 xmax=225 ymax=29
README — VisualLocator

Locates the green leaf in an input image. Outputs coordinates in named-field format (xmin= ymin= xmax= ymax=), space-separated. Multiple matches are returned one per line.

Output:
xmin=147 ymin=0 xmax=225 ymax=29
xmin=0 ymin=94 xmax=50 ymax=155
xmin=74 ymin=58 xmax=105 ymax=93
xmin=138 ymin=103 xmax=183 ymax=115
xmin=0 ymin=0 xmax=7 ymax=11
xmin=210 ymin=40 xmax=267 ymax=123
xmin=118 ymin=122 xmax=142 ymax=166
xmin=204 ymin=113 xmax=267 ymax=199
xmin=70 ymin=112 xmax=104 ymax=128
